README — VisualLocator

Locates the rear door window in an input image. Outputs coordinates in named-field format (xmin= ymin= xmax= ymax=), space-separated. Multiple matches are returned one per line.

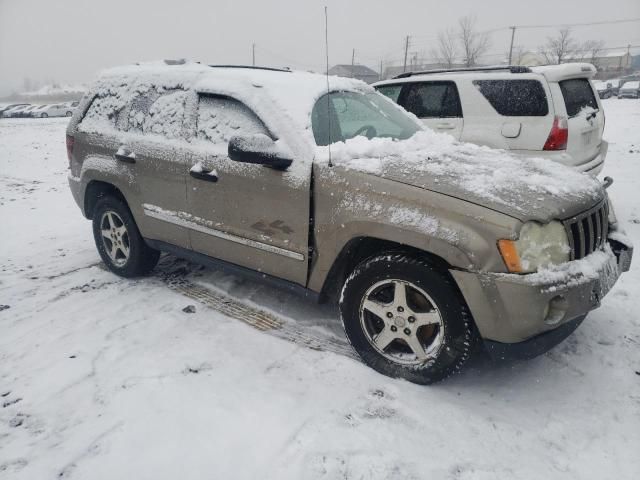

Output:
xmin=403 ymin=81 xmax=462 ymax=118
xmin=376 ymin=84 xmax=403 ymax=102
xmin=473 ymin=79 xmax=548 ymax=116
xmin=196 ymin=95 xmax=270 ymax=144
xmin=559 ymin=79 xmax=598 ymax=117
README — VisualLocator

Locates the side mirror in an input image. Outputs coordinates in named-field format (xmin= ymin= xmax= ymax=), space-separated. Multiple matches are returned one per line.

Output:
xmin=228 ymin=134 xmax=293 ymax=171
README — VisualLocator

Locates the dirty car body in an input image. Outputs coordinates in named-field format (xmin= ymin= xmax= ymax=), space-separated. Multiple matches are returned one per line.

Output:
xmin=66 ymin=62 xmax=632 ymax=383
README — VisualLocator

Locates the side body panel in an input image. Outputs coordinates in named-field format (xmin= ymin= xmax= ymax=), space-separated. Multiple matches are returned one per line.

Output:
xmin=307 ymin=163 xmax=520 ymax=293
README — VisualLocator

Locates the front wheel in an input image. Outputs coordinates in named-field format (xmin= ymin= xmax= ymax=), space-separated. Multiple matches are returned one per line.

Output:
xmin=41 ymin=113 xmax=48 ymax=118
xmin=92 ymin=196 xmax=159 ymax=277
xmin=65 ymin=111 xmax=72 ymax=117
xmin=340 ymin=253 xmax=476 ymax=384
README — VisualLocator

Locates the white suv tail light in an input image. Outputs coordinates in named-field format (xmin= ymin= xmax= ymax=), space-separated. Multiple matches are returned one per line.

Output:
xmin=543 ymin=116 xmax=568 ymax=151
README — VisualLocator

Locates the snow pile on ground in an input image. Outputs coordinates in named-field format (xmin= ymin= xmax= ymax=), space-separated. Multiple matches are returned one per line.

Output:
xmin=319 ymin=130 xmax=604 ymax=215
xmin=0 ymin=99 xmax=639 ymax=479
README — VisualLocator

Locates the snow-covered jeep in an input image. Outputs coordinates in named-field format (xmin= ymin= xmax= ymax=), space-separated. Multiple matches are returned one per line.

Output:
xmin=66 ymin=62 xmax=632 ymax=384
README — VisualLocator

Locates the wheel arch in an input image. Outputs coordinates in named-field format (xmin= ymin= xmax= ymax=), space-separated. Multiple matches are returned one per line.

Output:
xmin=84 ymin=180 xmax=128 ymax=220
xmin=319 ymin=236 xmax=452 ymax=303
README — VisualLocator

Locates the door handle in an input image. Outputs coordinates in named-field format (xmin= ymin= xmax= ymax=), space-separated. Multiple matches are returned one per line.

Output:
xmin=114 ymin=148 xmax=136 ymax=164
xmin=190 ymin=169 xmax=218 ymax=182
xmin=435 ymin=122 xmax=455 ymax=130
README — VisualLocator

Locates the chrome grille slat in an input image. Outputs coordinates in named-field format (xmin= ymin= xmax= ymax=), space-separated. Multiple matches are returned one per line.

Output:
xmin=577 ymin=221 xmax=586 ymax=259
xmin=563 ymin=200 xmax=608 ymax=261
xmin=585 ymin=215 xmax=594 ymax=255
xmin=594 ymin=208 xmax=602 ymax=249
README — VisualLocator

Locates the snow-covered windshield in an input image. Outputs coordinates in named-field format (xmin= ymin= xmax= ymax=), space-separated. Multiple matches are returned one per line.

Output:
xmin=311 ymin=91 xmax=421 ymax=146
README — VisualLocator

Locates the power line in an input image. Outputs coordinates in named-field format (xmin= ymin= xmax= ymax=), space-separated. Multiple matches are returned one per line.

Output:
xmin=514 ymin=17 xmax=640 ymax=29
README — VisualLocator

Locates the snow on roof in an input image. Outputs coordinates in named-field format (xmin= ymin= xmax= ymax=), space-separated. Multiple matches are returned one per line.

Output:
xmin=96 ymin=61 xmax=371 ymax=152
xmin=531 ymin=63 xmax=596 ymax=81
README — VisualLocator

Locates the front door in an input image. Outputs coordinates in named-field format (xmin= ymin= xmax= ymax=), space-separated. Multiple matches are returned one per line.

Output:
xmin=399 ymin=81 xmax=464 ymax=139
xmin=182 ymin=93 xmax=311 ymax=285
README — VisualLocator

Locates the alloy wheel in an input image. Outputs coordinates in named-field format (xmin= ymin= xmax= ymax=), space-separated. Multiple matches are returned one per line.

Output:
xmin=100 ymin=211 xmax=130 ymax=267
xmin=359 ymin=279 xmax=445 ymax=365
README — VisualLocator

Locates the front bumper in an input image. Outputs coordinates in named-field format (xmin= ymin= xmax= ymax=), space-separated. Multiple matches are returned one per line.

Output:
xmin=450 ymin=236 xmax=632 ymax=350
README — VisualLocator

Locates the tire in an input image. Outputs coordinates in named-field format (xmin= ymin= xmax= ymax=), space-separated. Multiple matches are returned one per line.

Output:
xmin=340 ymin=253 xmax=476 ymax=385
xmin=66 ymin=111 xmax=72 ymax=117
xmin=92 ymin=196 xmax=159 ymax=277
xmin=41 ymin=113 xmax=48 ymax=118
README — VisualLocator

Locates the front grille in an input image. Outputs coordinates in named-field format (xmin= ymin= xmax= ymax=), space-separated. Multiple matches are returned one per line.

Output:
xmin=563 ymin=200 xmax=609 ymax=260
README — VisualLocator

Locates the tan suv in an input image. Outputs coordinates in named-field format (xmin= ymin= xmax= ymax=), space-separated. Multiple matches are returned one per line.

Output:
xmin=67 ymin=62 xmax=632 ymax=384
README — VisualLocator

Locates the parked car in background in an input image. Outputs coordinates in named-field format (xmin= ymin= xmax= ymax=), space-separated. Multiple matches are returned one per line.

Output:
xmin=5 ymin=105 xmax=41 ymax=118
xmin=618 ymin=81 xmax=640 ymax=99
xmin=65 ymin=62 xmax=632 ymax=384
xmin=593 ymin=81 xmax=613 ymax=99
xmin=35 ymin=103 xmax=75 ymax=117
xmin=2 ymin=104 xmax=33 ymax=117
xmin=607 ymin=78 xmax=623 ymax=96
xmin=374 ymin=63 xmax=607 ymax=175
xmin=0 ymin=103 xmax=29 ymax=117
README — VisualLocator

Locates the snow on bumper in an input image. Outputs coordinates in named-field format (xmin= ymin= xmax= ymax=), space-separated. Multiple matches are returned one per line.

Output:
xmin=450 ymin=236 xmax=632 ymax=345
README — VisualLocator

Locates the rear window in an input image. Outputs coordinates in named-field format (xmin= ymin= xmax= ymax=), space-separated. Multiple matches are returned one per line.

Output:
xmin=473 ymin=79 xmax=549 ymax=116
xmin=559 ymin=79 xmax=598 ymax=117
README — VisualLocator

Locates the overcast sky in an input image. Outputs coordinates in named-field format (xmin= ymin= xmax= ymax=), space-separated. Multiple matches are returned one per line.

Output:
xmin=1 ymin=0 xmax=639 ymax=95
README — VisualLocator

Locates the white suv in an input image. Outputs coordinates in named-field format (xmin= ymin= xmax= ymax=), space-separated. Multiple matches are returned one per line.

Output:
xmin=373 ymin=63 xmax=607 ymax=175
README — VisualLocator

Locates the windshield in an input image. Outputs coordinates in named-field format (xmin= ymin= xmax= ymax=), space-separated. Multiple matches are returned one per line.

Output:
xmin=311 ymin=91 xmax=421 ymax=146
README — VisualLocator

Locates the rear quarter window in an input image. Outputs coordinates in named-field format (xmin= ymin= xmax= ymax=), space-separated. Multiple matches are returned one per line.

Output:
xmin=559 ymin=79 xmax=598 ymax=117
xmin=77 ymin=88 xmax=129 ymax=133
xmin=473 ymin=79 xmax=549 ymax=116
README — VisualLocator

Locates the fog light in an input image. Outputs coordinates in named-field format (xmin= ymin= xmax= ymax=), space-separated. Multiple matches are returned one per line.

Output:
xmin=544 ymin=296 xmax=568 ymax=326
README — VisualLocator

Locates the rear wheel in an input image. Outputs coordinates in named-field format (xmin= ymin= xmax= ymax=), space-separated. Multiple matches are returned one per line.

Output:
xmin=66 ymin=111 xmax=72 ymax=117
xmin=340 ymin=253 xmax=476 ymax=384
xmin=92 ymin=196 xmax=159 ymax=277
xmin=41 ymin=113 xmax=48 ymax=118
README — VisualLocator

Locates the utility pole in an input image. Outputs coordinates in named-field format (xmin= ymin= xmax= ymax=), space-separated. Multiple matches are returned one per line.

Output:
xmin=508 ymin=26 xmax=516 ymax=64
xmin=379 ymin=59 xmax=383 ymax=81
xmin=252 ymin=43 xmax=256 ymax=66
xmin=351 ymin=48 xmax=355 ymax=77
xmin=403 ymin=36 xmax=410 ymax=72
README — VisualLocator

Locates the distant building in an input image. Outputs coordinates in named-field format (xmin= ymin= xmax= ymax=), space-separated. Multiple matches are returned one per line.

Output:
xmin=328 ymin=64 xmax=380 ymax=83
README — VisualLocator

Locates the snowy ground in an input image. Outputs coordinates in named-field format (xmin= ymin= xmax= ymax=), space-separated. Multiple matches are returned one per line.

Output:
xmin=1 ymin=99 xmax=639 ymax=479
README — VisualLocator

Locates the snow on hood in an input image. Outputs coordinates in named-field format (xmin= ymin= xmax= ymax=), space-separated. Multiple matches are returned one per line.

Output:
xmin=317 ymin=130 xmax=605 ymax=222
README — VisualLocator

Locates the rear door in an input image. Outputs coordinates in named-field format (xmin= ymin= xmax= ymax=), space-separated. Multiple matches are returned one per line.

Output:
xmin=397 ymin=81 xmax=464 ymax=139
xmin=557 ymin=78 xmax=604 ymax=166
xmin=116 ymin=87 xmax=191 ymax=248
xmin=471 ymin=78 xmax=553 ymax=150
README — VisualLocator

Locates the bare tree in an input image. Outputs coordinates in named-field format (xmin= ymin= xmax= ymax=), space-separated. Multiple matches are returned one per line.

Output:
xmin=579 ymin=40 xmax=606 ymax=69
xmin=458 ymin=15 xmax=490 ymax=67
xmin=539 ymin=28 xmax=578 ymax=64
xmin=431 ymin=28 xmax=458 ymax=67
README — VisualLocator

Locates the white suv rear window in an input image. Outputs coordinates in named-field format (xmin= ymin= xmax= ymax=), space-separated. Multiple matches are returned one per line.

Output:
xmin=559 ymin=79 xmax=598 ymax=117
xmin=473 ymin=79 xmax=549 ymax=117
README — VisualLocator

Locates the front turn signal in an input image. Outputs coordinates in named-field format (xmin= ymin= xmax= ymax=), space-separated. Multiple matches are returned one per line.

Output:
xmin=497 ymin=239 xmax=522 ymax=273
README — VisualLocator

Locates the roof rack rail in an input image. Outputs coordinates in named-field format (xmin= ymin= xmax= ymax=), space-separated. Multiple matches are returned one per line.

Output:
xmin=208 ymin=65 xmax=292 ymax=73
xmin=393 ymin=65 xmax=531 ymax=79
xmin=164 ymin=59 xmax=187 ymax=65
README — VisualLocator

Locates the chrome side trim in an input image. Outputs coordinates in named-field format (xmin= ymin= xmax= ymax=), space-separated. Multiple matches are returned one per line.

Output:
xmin=143 ymin=206 xmax=305 ymax=261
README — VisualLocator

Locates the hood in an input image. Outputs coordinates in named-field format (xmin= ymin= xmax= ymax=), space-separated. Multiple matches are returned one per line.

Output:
xmin=322 ymin=131 xmax=605 ymax=222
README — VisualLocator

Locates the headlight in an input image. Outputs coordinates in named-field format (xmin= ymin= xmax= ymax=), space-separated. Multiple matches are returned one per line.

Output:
xmin=498 ymin=221 xmax=570 ymax=273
